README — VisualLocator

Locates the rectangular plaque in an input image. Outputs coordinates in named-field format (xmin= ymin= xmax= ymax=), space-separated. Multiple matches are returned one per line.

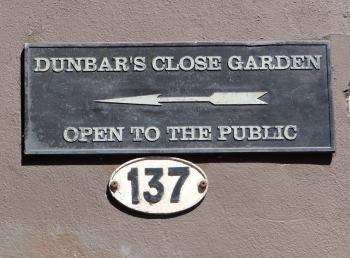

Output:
xmin=24 ymin=41 xmax=334 ymax=154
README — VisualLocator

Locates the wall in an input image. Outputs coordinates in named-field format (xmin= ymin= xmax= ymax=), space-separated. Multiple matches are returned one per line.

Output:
xmin=1 ymin=0 xmax=350 ymax=257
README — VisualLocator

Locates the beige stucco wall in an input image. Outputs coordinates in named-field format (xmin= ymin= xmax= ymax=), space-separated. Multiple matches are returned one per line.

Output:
xmin=1 ymin=1 xmax=350 ymax=257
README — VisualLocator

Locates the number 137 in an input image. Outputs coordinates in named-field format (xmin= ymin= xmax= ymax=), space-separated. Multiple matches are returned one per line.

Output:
xmin=127 ymin=167 xmax=189 ymax=204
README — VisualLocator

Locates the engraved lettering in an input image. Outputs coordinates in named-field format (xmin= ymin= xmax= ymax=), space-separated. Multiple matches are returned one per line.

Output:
xmin=97 ymin=57 xmax=113 ymax=72
xmin=133 ymin=56 xmax=146 ymax=71
xmin=227 ymin=56 xmax=243 ymax=70
xmin=284 ymin=125 xmax=298 ymax=140
xmin=63 ymin=127 xmax=79 ymax=142
xmin=34 ymin=57 xmax=50 ymax=72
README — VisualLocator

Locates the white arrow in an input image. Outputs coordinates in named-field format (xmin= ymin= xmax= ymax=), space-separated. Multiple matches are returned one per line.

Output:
xmin=94 ymin=92 xmax=267 ymax=106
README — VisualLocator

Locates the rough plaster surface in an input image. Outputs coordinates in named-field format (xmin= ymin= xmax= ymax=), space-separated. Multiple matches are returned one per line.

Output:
xmin=1 ymin=0 xmax=350 ymax=257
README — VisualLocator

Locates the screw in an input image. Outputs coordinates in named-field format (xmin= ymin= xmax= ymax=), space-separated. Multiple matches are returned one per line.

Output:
xmin=110 ymin=180 xmax=118 ymax=191
xmin=198 ymin=179 xmax=208 ymax=189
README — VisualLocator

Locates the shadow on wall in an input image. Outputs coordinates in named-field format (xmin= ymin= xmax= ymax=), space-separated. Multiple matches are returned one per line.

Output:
xmin=20 ymin=51 xmax=333 ymax=166
xmin=21 ymin=152 xmax=333 ymax=166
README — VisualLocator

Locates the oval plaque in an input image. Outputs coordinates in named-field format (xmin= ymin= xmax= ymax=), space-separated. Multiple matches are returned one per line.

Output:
xmin=108 ymin=157 xmax=208 ymax=214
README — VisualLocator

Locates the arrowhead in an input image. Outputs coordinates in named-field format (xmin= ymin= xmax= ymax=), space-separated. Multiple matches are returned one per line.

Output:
xmin=94 ymin=94 xmax=161 ymax=106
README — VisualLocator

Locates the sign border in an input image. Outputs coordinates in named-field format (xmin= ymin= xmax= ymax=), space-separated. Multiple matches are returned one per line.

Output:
xmin=24 ymin=41 xmax=334 ymax=154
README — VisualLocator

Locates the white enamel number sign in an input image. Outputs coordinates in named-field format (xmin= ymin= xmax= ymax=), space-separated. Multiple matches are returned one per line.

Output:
xmin=108 ymin=157 xmax=208 ymax=214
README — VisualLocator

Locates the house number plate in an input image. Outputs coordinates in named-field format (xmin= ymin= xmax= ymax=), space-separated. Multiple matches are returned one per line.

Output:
xmin=108 ymin=157 xmax=208 ymax=214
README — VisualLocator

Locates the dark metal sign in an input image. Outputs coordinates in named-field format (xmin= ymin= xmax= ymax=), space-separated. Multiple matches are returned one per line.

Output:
xmin=24 ymin=41 xmax=334 ymax=154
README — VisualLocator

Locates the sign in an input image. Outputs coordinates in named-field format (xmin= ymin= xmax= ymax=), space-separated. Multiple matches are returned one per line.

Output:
xmin=108 ymin=157 xmax=208 ymax=214
xmin=24 ymin=41 xmax=334 ymax=154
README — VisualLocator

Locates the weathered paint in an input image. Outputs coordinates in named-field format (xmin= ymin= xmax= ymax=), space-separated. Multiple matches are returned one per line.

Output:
xmin=1 ymin=1 xmax=350 ymax=257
